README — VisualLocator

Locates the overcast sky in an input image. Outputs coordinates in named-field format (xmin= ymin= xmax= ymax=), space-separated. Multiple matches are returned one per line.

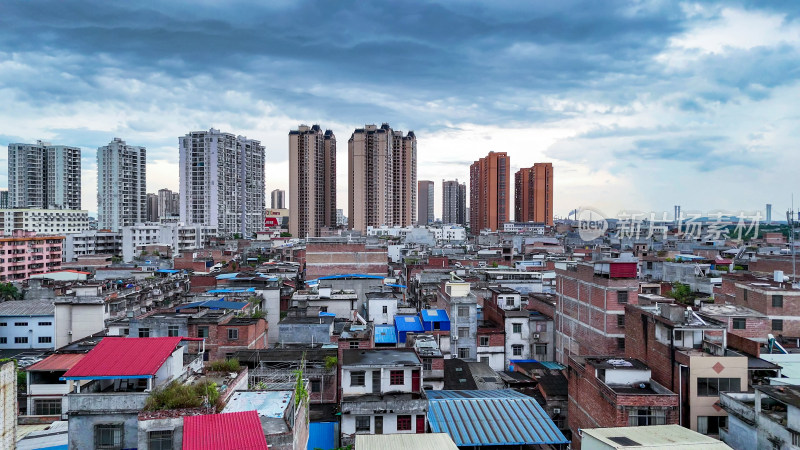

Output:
xmin=2 ymin=1 xmax=799 ymax=221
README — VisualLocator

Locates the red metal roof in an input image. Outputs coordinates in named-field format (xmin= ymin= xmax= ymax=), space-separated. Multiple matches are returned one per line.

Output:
xmin=62 ymin=337 xmax=185 ymax=379
xmin=27 ymin=354 xmax=86 ymax=372
xmin=182 ymin=411 xmax=269 ymax=450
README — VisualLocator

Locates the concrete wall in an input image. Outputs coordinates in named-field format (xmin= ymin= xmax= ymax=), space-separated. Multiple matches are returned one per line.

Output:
xmin=137 ymin=416 xmax=183 ymax=450
xmin=341 ymin=412 xmax=426 ymax=436
xmin=341 ymin=366 xmax=420 ymax=396
xmin=258 ymin=287 xmax=281 ymax=343
xmin=278 ymin=322 xmax=333 ymax=346
xmin=0 ymin=361 xmax=16 ymax=450
xmin=367 ymin=299 xmax=397 ymax=325
xmin=54 ymin=302 xmax=106 ymax=348
xmin=722 ymin=414 xmax=757 ymax=450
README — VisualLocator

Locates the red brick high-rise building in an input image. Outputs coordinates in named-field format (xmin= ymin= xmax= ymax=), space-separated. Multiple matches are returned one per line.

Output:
xmin=515 ymin=162 xmax=553 ymax=226
xmin=469 ymin=151 xmax=510 ymax=233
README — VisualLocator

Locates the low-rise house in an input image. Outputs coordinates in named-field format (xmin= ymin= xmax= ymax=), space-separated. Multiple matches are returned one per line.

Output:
xmin=0 ymin=299 xmax=55 ymax=350
xmin=567 ymin=356 xmax=680 ymax=449
xmin=720 ymin=385 xmax=800 ymax=450
xmin=25 ymin=354 xmax=86 ymax=420
xmin=340 ymin=348 xmax=427 ymax=446
xmin=62 ymin=337 xmax=205 ymax=450
xmin=222 ymin=390 xmax=309 ymax=450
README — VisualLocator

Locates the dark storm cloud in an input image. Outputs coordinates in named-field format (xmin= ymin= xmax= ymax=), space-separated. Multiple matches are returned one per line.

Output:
xmin=0 ymin=0 xmax=688 ymax=126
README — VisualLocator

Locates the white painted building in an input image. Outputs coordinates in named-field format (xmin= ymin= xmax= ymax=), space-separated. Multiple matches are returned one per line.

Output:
xmin=366 ymin=225 xmax=466 ymax=242
xmin=97 ymin=138 xmax=147 ymax=231
xmin=121 ymin=223 xmax=217 ymax=262
xmin=502 ymin=222 xmax=546 ymax=234
xmin=0 ymin=300 xmax=55 ymax=350
xmin=179 ymin=129 xmax=265 ymax=238
xmin=505 ymin=311 xmax=531 ymax=370
xmin=0 ymin=209 xmax=89 ymax=235
xmin=53 ymin=296 xmax=110 ymax=349
xmin=340 ymin=349 xmax=427 ymax=446
xmin=366 ymin=292 xmax=400 ymax=325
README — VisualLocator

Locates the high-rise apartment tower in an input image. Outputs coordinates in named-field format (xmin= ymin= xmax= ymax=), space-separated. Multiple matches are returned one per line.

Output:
xmin=179 ymin=129 xmax=265 ymax=237
xmin=469 ymin=151 xmax=510 ymax=233
xmin=97 ymin=138 xmax=146 ymax=231
xmin=289 ymin=125 xmax=336 ymax=238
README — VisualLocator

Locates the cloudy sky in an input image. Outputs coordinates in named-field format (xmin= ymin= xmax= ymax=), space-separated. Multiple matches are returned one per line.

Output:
xmin=2 ymin=0 xmax=799 ymax=221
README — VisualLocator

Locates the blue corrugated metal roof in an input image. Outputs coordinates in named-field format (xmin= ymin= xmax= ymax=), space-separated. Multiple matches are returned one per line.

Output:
xmin=319 ymin=312 xmax=336 ymax=317
xmin=305 ymin=273 xmax=385 ymax=286
xmin=175 ymin=300 xmax=249 ymax=311
xmin=427 ymin=389 xmax=569 ymax=446
xmin=155 ymin=269 xmax=180 ymax=274
xmin=394 ymin=315 xmax=423 ymax=332
xmin=207 ymin=287 xmax=256 ymax=294
xmin=215 ymin=273 xmax=240 ymax=279
xmin=374 ymin=325 xmax=397 ymax=344
xmin=385 ymin=283 xmax=407 ymax=289
xmin=421 ymin=309 xmax=450 ymax=322
xmin=509 ymin=359 xmax=565 ymax=370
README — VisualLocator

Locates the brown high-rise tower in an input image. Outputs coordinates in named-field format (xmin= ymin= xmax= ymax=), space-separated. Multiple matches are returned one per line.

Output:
xmin=469 ymin=151 xmax=511 ymax=233
xmin=289 ymin=125 xmax=336 ymax=238
xmin=515 ymin=162 xmax=553 ymax=226
xmin=348 ymin=124 xmax=416 ymax=233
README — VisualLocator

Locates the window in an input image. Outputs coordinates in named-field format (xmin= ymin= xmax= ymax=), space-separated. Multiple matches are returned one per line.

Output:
xmin=480 ymin=357 xmax=490 ymax=364
xmin=617 ymin=291 xmax=629 ymax=304
xmin=15 ymin=337 xmax=28 ymax=344
xmin=349 ymin=341 xmax=360 ymax=349
xmin=697 ymin=415 xmax=727 ymax=435
xmin=123 ymin=328 xmax=130 ymax=336
xmin=458 ymin=306 xmax=469 ymax=318
xmin=14 ymin=322 xmax=28 ymax=327
xmin=512 ymin=344 xmax=523 ymax=356
xmin=167 ymin=326 xmax=180 ymax=337
xmin=34 ymin=399 xmax=61 ymax=415
xmin=617 ymin=315 xmax=625 ymax=328
xmin=390 ymin=370 xmax=404 ymax=385
xmin=0 ymin=338 xmax=6 ymax=344
xmin=96 ymin=424 xmax=123 ymax=449
xmin=355 ymin=416 xmax=370 ymax=432
xmin=310 ymin=380 xmax=321 ymax=393
xmin=480 ymin=336 xmax=489 ymax=347
xmin=423 ymin=358 xmax=432 ymax=371
xmin=382 ymin=305 xmax=388 ymax=314
xmin=0 ymin=323 xmax=5 ymax=326
xmin=148 ymin=430 xmax=173 ymax=450
xmin=732 ymin=318 xmax=746 ymax=330
xmin=773 ymin=319 xmax=784 ymax=331
xmin=697 ymin=378 xmax=741 ymax=396
xmin=458 ymin=347 xmax=470 ymax=359
xmin=627 ymin=408 xmax=666 ymax=426
xmin=197 ymin=327 xmax=209 ymax=338
xmin=227 ymin=329 xmax=239 ymax=340
xmin=38 ymin=322 xmax=52 ymax=326
xmin=38 ymin=336 xmax=52 ymax=344
xmin=647 ymin=261 xmax=653 ymax=269
xmin=512 ymin=323 xmax=522 ymax=334
xmin=138 ymin=328 xmax=150 ymax=338
xmin=458 ymin=327 xmax=469 ymax=339
xmin=396 ymin=415 xmax=412 ymax=431
xmin=743 ymin=289 xmax=748 ymax=302
xmin=505 ymin=298 xmax=515 ymax=306
xmin=350 ymin=371 xmax=365 ymax=386
xmin=772 ymin=295 xmax=784 ymax=307
xmin=433 ymin=322 xmax=441 ymax=331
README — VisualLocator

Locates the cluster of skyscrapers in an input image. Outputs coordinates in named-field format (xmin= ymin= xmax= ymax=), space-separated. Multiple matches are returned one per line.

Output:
xmin=470 ymin=151 xmax=553 ymax=231
xmin=6 ymin=125 xmax=554 ymax=239
xmin=289 ymin=123 xmax=419 ymax=237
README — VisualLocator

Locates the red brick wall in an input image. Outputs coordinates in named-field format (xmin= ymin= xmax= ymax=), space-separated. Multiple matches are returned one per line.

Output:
xmin=729 ymin=286 xmax=800 ymax=335
xmin=624 ymin=305 xmax=675 ymax=391
xmin=568 ymin=357 xmax=678 ymax=450
xmin=189 ymin=275 xmax=217 ymax=293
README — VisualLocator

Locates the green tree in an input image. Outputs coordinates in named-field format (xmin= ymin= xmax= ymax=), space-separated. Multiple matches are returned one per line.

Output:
xmin=280 ymin=232 xmax=292 ymax=237
xmin=0 ymin=283 xmax=22 ymax=301
xmin=666 ymin=282 xmax=693 ymax=304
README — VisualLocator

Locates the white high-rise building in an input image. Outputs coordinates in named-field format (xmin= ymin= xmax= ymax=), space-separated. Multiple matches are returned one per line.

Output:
xmin=97 ymin=138 xmax=147 ymax=231
xmin=8 ymin=141 xmax=81 ymax=210
xmin=179 ymin=129 xmax=265 ymax=238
